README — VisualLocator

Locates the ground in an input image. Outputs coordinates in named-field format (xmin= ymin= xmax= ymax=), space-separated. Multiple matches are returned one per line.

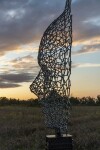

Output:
xmin=0 ymin=106 xmax=100 ymax=150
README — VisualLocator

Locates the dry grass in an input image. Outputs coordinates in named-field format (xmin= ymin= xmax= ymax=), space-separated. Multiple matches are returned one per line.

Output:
xmin=70 ymin=106 xmax=100 ymax=150
xmin=0 ymin=106 xmax=100 ymax=150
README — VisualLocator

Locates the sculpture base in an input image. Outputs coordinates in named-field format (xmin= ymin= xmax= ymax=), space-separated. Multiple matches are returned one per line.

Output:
xmin=46 ymin=134 xmax=73 ymax=150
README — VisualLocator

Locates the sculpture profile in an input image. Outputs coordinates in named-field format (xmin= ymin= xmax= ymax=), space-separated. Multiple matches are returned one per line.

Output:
xmin=30 ymin=0 xmax=72 ymax=135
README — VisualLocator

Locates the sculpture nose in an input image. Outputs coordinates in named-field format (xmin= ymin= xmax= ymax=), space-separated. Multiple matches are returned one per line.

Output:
xmin=30 ymin=69 xmax=44 ymax=99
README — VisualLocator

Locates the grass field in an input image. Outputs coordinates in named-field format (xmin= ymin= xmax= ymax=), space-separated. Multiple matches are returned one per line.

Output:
xmin=0 ymin=106 xmax=100 ymax=150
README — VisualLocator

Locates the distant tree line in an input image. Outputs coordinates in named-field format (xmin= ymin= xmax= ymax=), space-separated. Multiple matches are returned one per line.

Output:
xmin=0 ymin=97 xmax=40 ymax=107
xmin=0 ymin=95 xmax=100 ymax=106
xmin=70 ymin=95 xmax=100 ymax=106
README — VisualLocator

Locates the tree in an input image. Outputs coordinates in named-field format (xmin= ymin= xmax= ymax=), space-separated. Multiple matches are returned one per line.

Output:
xmin=96 ymin=95 xmax=100 ymax=106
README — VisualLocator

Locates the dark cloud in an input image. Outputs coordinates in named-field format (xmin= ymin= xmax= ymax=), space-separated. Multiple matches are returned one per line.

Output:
xmin=0 ymin=54 xmax=39 ymax=87
xmin=72 ymin=0 xmax=100 ymax=42
xmin=0 ymin=82 xmax=21 ymax=88
xmin=0 ymin=54 xmax=40 ymax=89
xmin=0 ymin=73 xmax=34 ymax=83
xmin=0 ymin=0 xmax=64 ymax=55
xmin=0 ymin=0 xmax=100 ymax=55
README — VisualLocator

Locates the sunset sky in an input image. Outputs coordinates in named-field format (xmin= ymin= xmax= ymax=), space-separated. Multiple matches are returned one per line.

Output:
xmin=0 ymin=0 xmax=100 ymax=100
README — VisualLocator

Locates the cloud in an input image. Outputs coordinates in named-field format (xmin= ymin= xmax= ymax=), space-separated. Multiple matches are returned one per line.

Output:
xmin=72 ymin=0 xmax=100 ymax=43
xmin=72 ymin=63 xmax=100 ymax=68
xmin=0 ymin=0 xmax=100 ymax=57
xmin=0 ymin=0 xmax=99 ymax=55
xmin=0 ymin=73 xmax=34 ymax=83
xmin=10 ymin=54 xmax=39 ymax=74
xmin=72 ymin=43 xmax=100 ymax=55
xmin=0 ymin=0 xmax=65 ymax=55
xmin=0 ymin=54 xmax=39 ymax=89
xmin=0 ymin=71 xmax=36 ymax=88
xmin=83 ymin=17 xmax=100 ymax=26
xmin=0 ymin=54 xmax=39 ymax=73
xmin=0 ymin=82 xmax=21 ymax=88
xmin=0 ymin=54 xmax=40 ymax=88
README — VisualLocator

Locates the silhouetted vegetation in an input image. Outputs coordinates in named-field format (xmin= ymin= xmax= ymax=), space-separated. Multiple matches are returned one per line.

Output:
xmin=0 ymin=97 xmax=40 ymax=107
xmin=70 ymin=96 xmax=100 ymax=106
xmin=70 ymin=96 xmax=97 ymax=106
xmin=0 ymin=95 xmax=100 ymax=106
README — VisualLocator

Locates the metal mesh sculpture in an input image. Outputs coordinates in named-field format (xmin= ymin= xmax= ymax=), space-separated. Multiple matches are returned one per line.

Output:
xmin=30 ymin=0 xmax=72 ymax=135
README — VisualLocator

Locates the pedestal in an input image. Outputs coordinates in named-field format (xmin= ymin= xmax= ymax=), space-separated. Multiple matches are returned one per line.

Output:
xmin=46 ymin=134 xmax=73 ymax=150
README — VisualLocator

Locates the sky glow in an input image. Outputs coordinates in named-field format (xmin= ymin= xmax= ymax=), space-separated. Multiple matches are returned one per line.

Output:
xmin=0 ymin=0 xmax=100 ymax=99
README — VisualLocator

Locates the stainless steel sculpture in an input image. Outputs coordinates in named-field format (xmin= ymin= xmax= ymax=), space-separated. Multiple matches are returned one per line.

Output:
xmin=30 ymin=0 xmax=72 ymax=135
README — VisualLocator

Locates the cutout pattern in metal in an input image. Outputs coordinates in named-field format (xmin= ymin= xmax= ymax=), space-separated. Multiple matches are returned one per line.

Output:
xmin=30 ymin=0 xmax=72 ymax=133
